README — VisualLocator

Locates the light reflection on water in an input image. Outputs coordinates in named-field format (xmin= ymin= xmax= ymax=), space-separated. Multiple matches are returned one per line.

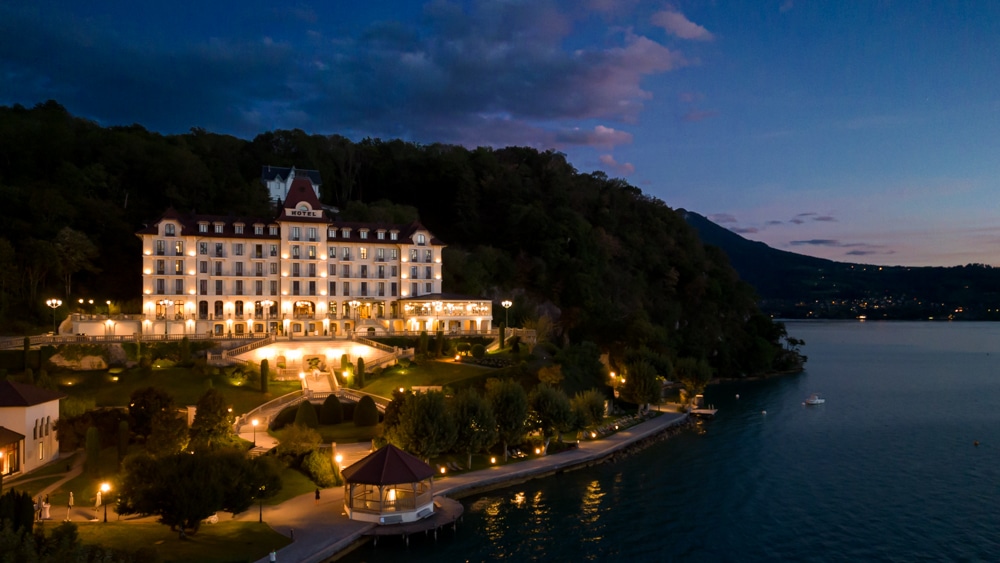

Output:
xmin=338 ymin=322 xmax=1000 ymax=562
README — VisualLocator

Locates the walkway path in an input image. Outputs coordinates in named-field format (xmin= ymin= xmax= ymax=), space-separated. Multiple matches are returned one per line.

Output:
xmin=245 ymin=409 xmax=689 ymax=563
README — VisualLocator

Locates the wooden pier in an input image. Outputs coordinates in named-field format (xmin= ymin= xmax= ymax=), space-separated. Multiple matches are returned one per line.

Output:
xmin=363 ymin=497 xmax=464 ymax=546
xmin=690 ymin=408 xmax=718 ymax=418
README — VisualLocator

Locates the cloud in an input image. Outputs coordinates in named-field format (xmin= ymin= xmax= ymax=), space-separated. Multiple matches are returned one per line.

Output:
xmin=555 ymin=125 xmax=633 ymax=148
xmin=732 ymin=227 xmax=758 ymax=234
xmin=813 ymin=215 xmax=837 ymax=222
xmin=0 ymin=1 xmax=691 ymax=145
xmin=598 ymin=154 xmax=635 ymax=176
xmin=651 ymin=9 xmax=715 ymax=41
xmin=765 ymin=220 xmax=783 ymax=225
xmin=709 ymin=213 xmax=738 ymax=224
xmin=682 ymin=108 xmax=719 ymax=122
xmin=790 ymin=239 xmax=843 ymax=247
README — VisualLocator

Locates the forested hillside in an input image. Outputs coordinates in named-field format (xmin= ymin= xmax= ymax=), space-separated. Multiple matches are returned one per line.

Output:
xmin=684 ymin=211 xmax=1000 ymax=320
xmin=0 ymin=101 xmax=795 ymax=377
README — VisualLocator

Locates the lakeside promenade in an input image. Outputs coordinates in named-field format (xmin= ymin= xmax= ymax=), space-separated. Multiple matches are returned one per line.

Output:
xmin=247 ymin=409 xmax=689 ymax=563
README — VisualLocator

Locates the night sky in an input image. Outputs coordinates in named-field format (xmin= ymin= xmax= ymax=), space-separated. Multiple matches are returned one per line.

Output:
xmin=3 ymin=1 xmax=1000 ymax=267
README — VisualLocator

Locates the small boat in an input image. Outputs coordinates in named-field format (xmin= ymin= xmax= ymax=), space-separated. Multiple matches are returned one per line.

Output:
xmin=805 ymin=393 xmax=825 ymax=405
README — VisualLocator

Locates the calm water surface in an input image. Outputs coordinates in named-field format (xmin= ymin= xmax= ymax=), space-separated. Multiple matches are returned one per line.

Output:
xmin=340 ymin=322 xmax=1000 ymax=562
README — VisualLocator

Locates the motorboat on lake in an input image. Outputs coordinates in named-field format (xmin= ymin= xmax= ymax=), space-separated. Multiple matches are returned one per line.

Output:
xmin=805 ymin=393 xmax=825 ymax=405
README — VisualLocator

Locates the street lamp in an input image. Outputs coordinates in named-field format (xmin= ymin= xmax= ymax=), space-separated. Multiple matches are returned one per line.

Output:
xmin=252 ymin=419 xmax=259 ymax=447
xmin=259 ymin=485 xmax=265 ymax=522
xmin=348 ymin=299 xmax=360 ymax=327
xmin=158 ymin=299 xmax=173 ymax=335
xmin=100 ymin=482 xmax=111 ymax=522
xmin=45 ymin=299 xmax=62 ymax=334
xmin=106 ymin=300 xmax=112 ymax=316
xmin=261 ymin=299 xmax=273 ymax=323
xmin=501 ymin=300 xmax=512 ymax=327
xmin=299 ymin=371 xmax=306 ymax=389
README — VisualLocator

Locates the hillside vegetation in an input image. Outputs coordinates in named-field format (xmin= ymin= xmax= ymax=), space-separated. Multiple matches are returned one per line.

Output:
xmin=0 ymin=101 xmax=796 ymax=378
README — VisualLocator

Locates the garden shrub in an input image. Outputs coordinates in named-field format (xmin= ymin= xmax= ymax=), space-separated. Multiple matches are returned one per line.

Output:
xmin=271 ymin=405 xmax=298 ymax=431
xmin=294 ymin=401 xmax=320 ymax=428
xmin=354 ymin=396 xmax=379 ymax=427
xmin=471 ymin=344 xmax=486 ymax=359
xmin=320 ymin=395 xmax=344 ymax=425
xmin=302 ymin=449 xmax=342 ymax=487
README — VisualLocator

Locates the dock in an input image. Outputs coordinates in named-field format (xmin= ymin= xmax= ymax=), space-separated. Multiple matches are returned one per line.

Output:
xmin=690 ymin=408 xmax=718 ymax=418
xmin=363 ymin=497 xmax=464 ymax=546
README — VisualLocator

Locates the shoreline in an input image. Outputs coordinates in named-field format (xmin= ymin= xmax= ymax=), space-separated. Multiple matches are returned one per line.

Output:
xmin=320 ymin=411 xmax=692 ymax=562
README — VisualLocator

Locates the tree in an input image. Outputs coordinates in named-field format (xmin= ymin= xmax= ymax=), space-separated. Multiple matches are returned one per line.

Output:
xmin=418 ymin=331 xmax=429 ymax=356
xmin=485 ymin=378 xmax=528 ymax=462
xmin=189 ymin=388 xmax=232 ymax=449
xmin=178 ymin=336 xmax=191 ymax=366
xmin=128 ymin=387 xmax=175 ymax=438
xmin=260 ymin=359 xmax=269 ymax=394
xmin=354 ymin=396 xmax=379 ymax=427
xmin=391 ymin=391 xmax=455 ymax=462
xmin=54 ymin=226 xmax=100 ymax=297
xmin=675 ymin=357 xmax=712 ymax=401
xmin=146 ymin=410 xmax=189 ymax=457
xmin=276 ymin=424 xmax=322 ymax=459
xmin=621 ymin=360 xmax=661 ymax=411
xmin=571 ymin=389 xmax=607 ymax=430
xmin=356 ymin=357 xmax=366 ymax=389
xmin=118 ymin=451 xmax=282 ymax=535
xmin=538 ymin=364 xmax=564 ymax=386
xmin=294 ymin=401 xmax=319 ymax=428
xmin=529 ymin=384 xmax=574 ymax=451
xmin=450 ymin=388 xmax=497 ymax=469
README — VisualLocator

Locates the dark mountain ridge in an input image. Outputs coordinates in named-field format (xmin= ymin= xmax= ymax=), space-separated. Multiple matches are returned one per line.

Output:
xmin=682 ymin=210 xmax=1000 ymax=320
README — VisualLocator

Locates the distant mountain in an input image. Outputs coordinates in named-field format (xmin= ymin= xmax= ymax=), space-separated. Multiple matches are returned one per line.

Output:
xmin=681 ymin=210 xmax=1000 ymax=320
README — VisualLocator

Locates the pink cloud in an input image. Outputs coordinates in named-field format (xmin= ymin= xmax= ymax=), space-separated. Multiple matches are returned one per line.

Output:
xmin=651 ymin=10 xmax=715 ymax=41
xmin=599 ymin=154 xmax=636 ymax=176
xmin=555 ymin=125 xmax=633 ymax=148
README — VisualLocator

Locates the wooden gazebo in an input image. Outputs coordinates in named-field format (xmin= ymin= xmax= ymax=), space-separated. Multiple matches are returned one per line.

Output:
xmin=341 ymin=444 xmax=435 ymax=525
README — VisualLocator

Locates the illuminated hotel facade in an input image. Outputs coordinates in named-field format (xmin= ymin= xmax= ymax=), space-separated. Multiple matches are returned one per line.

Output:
xmin=132 ymin=170 xmax=493 ymax=338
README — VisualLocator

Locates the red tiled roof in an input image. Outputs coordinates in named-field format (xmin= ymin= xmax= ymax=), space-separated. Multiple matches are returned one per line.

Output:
xmin=0 ymin=380 xmax=66 ymax=407
xmin=342 ymin=444 xmax=434 ymax=485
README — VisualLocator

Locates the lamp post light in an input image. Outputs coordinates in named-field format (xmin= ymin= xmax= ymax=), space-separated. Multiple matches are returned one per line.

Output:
xmin=45 ymin=299 xmax=62 ymax=334
xmin=158 ymin=299 xmax=173 ymax=335
xmin=259 ymin=485 xmax=265 ymax=522
xmin=261 ymin=300 xmax=273 ymax=330
xmin=100 ymin=482 xmax=111 ymax=523
xmin=299 ymin=371 xmax=307 ymax=389
xmin=106 ymin=300 xmax=112 ymax=316
xmin=501 ymin=300 xmax=512 ymax=328
xmin=348 ymin=300 xmax=360 ymax=324
xmin=252 ymin=419 xmax=259 ymax=447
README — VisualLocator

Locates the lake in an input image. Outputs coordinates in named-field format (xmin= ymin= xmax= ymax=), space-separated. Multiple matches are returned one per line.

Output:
xmin=340 ymin=321 xmax=1000 ymax=562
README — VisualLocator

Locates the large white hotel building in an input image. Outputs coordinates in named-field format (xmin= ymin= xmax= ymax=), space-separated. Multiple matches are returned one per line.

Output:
xmin=126 ymin=167 xmax=493 ymax=338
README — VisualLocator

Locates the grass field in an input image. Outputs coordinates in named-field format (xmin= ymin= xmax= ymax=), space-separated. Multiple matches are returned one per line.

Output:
xmin=65 ymin=520 xmax=291 ymax=563
xmin=363 ymin=359 xmax=493 ymax=397
xmin=56 ymin=367 xmax=301 ymax=414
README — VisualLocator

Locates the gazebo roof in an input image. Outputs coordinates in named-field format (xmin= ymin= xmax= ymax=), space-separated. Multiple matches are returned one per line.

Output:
xmin=342 ymin=444 xmax=434 ymax=485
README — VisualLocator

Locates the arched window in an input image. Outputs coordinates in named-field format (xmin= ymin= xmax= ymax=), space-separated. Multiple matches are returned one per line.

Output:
xmin=214 ymin=301 xmax=224 ymax=317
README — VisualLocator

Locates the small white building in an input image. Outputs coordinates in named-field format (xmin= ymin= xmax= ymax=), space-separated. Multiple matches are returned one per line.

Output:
xmin=0 ymin=380 xmax=65 ymax=479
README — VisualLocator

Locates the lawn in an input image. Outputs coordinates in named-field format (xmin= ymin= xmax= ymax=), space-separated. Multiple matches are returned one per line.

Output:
xmin=64 ymin=520 xmax=291 ymax=563
xmin=263 ymin=466 xmax=319 ymax=505
xmin=314 ymin=421 xmax=381 ymax=444
xmin=363 ymin=359 xmax=493 ymax=397
xmin=56 ymin=367 xmax=301 ymax=415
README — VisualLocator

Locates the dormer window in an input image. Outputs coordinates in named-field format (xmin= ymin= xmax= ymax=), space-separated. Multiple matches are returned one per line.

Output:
xmin=199 ymin=223 xmax=208 ymax=233
xmin=269 ymin=226 xmax=278 ymax=236
xmin=390 ymin=231 xmax=398 ymax=241
xmin=214 ymin=224 xmax=224 ymax=234
xmin=328 ymin=228 xmax=336 ymax=239
xmin=360 ymin=230 xmax=369 ymax=240
xmin=341 ymin=228 xmax=350 ymax=238
xmin=377 ymin=230 xmax=385 ymax=240
xmin=254 ymin=225 xmax=264 ymax=235
xmin=234 ymin=224 xmax=244 ymax=234
xmin=416 ymin=234 xmax=426 ymax=246
xmin=164 ymin=224 xmax=176 ymax=236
